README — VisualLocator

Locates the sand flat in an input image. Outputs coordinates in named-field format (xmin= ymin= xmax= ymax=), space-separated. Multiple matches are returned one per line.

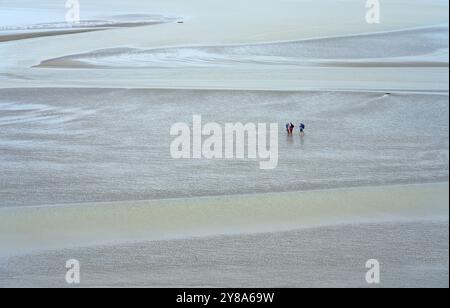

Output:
xmin=34 ymin=26 xmax=449 ymax=69
xmin=0 ymin=29 xmax=103 ymax=43
xmin=0 ymin=89 xmax=447 ymax=207
xmin=1 ymin=0 xmax=449 ymax=71
xmin=0 ymin=0 xmax=448 ymax=288
xmin=0 ymin=183 xmax=448 ymax=256
xmin=3 ymin=26 xmax=448 ymax=91
xmin=1 ymin=67 xmax=448 ymax=92
xmin=1 ymin=221 xmax=448 ymax=288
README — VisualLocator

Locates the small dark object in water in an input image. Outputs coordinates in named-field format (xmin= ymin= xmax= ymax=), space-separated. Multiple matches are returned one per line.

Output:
xmin=177 ymin=21 xmax=184 ymax=24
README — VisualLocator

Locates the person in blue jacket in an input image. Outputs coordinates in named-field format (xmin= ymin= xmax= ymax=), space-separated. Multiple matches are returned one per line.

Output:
xmin=299 ymin=123 xmax=305 ymax=136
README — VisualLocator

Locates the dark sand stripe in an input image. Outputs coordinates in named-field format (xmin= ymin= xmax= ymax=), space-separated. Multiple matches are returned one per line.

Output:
xmin=0 ymin=29 xmax=103 ymax=43
xmin=0 ymin=21 xmax=167 ymax=43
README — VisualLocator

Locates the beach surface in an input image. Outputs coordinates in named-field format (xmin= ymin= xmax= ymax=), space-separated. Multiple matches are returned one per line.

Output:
xmin=0 ymin=183 xmax=448 ymax=255
xmin=1 ymin=183 xmax=448 ymax=287
xmin=0 ymin=0 xmax=448 ymax=287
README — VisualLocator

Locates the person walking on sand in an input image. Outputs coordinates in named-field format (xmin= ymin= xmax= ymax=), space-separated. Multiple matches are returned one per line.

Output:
xmin=289 ymin=122 xmax=295 ymax=135
xmin=299 ymin=122 xmax=305 ymax=136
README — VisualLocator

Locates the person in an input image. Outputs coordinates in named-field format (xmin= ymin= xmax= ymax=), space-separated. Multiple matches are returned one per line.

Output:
xmin=289 ymin=122 xmax=295 ymax=135
xmin=299 ymin=123 xmax=305 ymax=136
xmin=286 ymin=123 xmax=290 ymax=134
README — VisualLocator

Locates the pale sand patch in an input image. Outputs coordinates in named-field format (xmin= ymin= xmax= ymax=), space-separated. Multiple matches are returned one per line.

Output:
xmin=318 ymin=61 xmax=449 ymax=68
xmin=1 ymin=67 xmax=447 ymax=92
xmin=1 ymin=221 xmax=448 ymax=287
xmin=0 ymin=183 xmax=448 ymax=256
xmin=32 ymin=58 xmax=99 ymax=69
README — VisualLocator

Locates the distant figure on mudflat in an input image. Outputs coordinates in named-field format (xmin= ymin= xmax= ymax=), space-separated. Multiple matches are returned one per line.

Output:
xmin=289 ymin=122 xmax=295 ymax=135
xmin=299 ymin=123 xmax=305 ymax=136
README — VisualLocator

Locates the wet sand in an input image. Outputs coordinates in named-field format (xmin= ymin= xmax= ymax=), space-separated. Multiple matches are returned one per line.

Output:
xmin=0 ymin=19 xmax=174 ymax=43
xmin=2 ymin=26 xmax=447 ymax=91
xmin=0 ymin=88 xmax=447 ymax=207
xmin=34 ymin=26 xmax=449 ymax=69
xmin=0 ymin=0 xmax=448 ymax=288
xmin=0 ymin=183 xmax=448 ymax=256
xmin=0 ymin=29 xmax=102 ymax=43
xmin=1 ymin=220 xmax=448 ymax=288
